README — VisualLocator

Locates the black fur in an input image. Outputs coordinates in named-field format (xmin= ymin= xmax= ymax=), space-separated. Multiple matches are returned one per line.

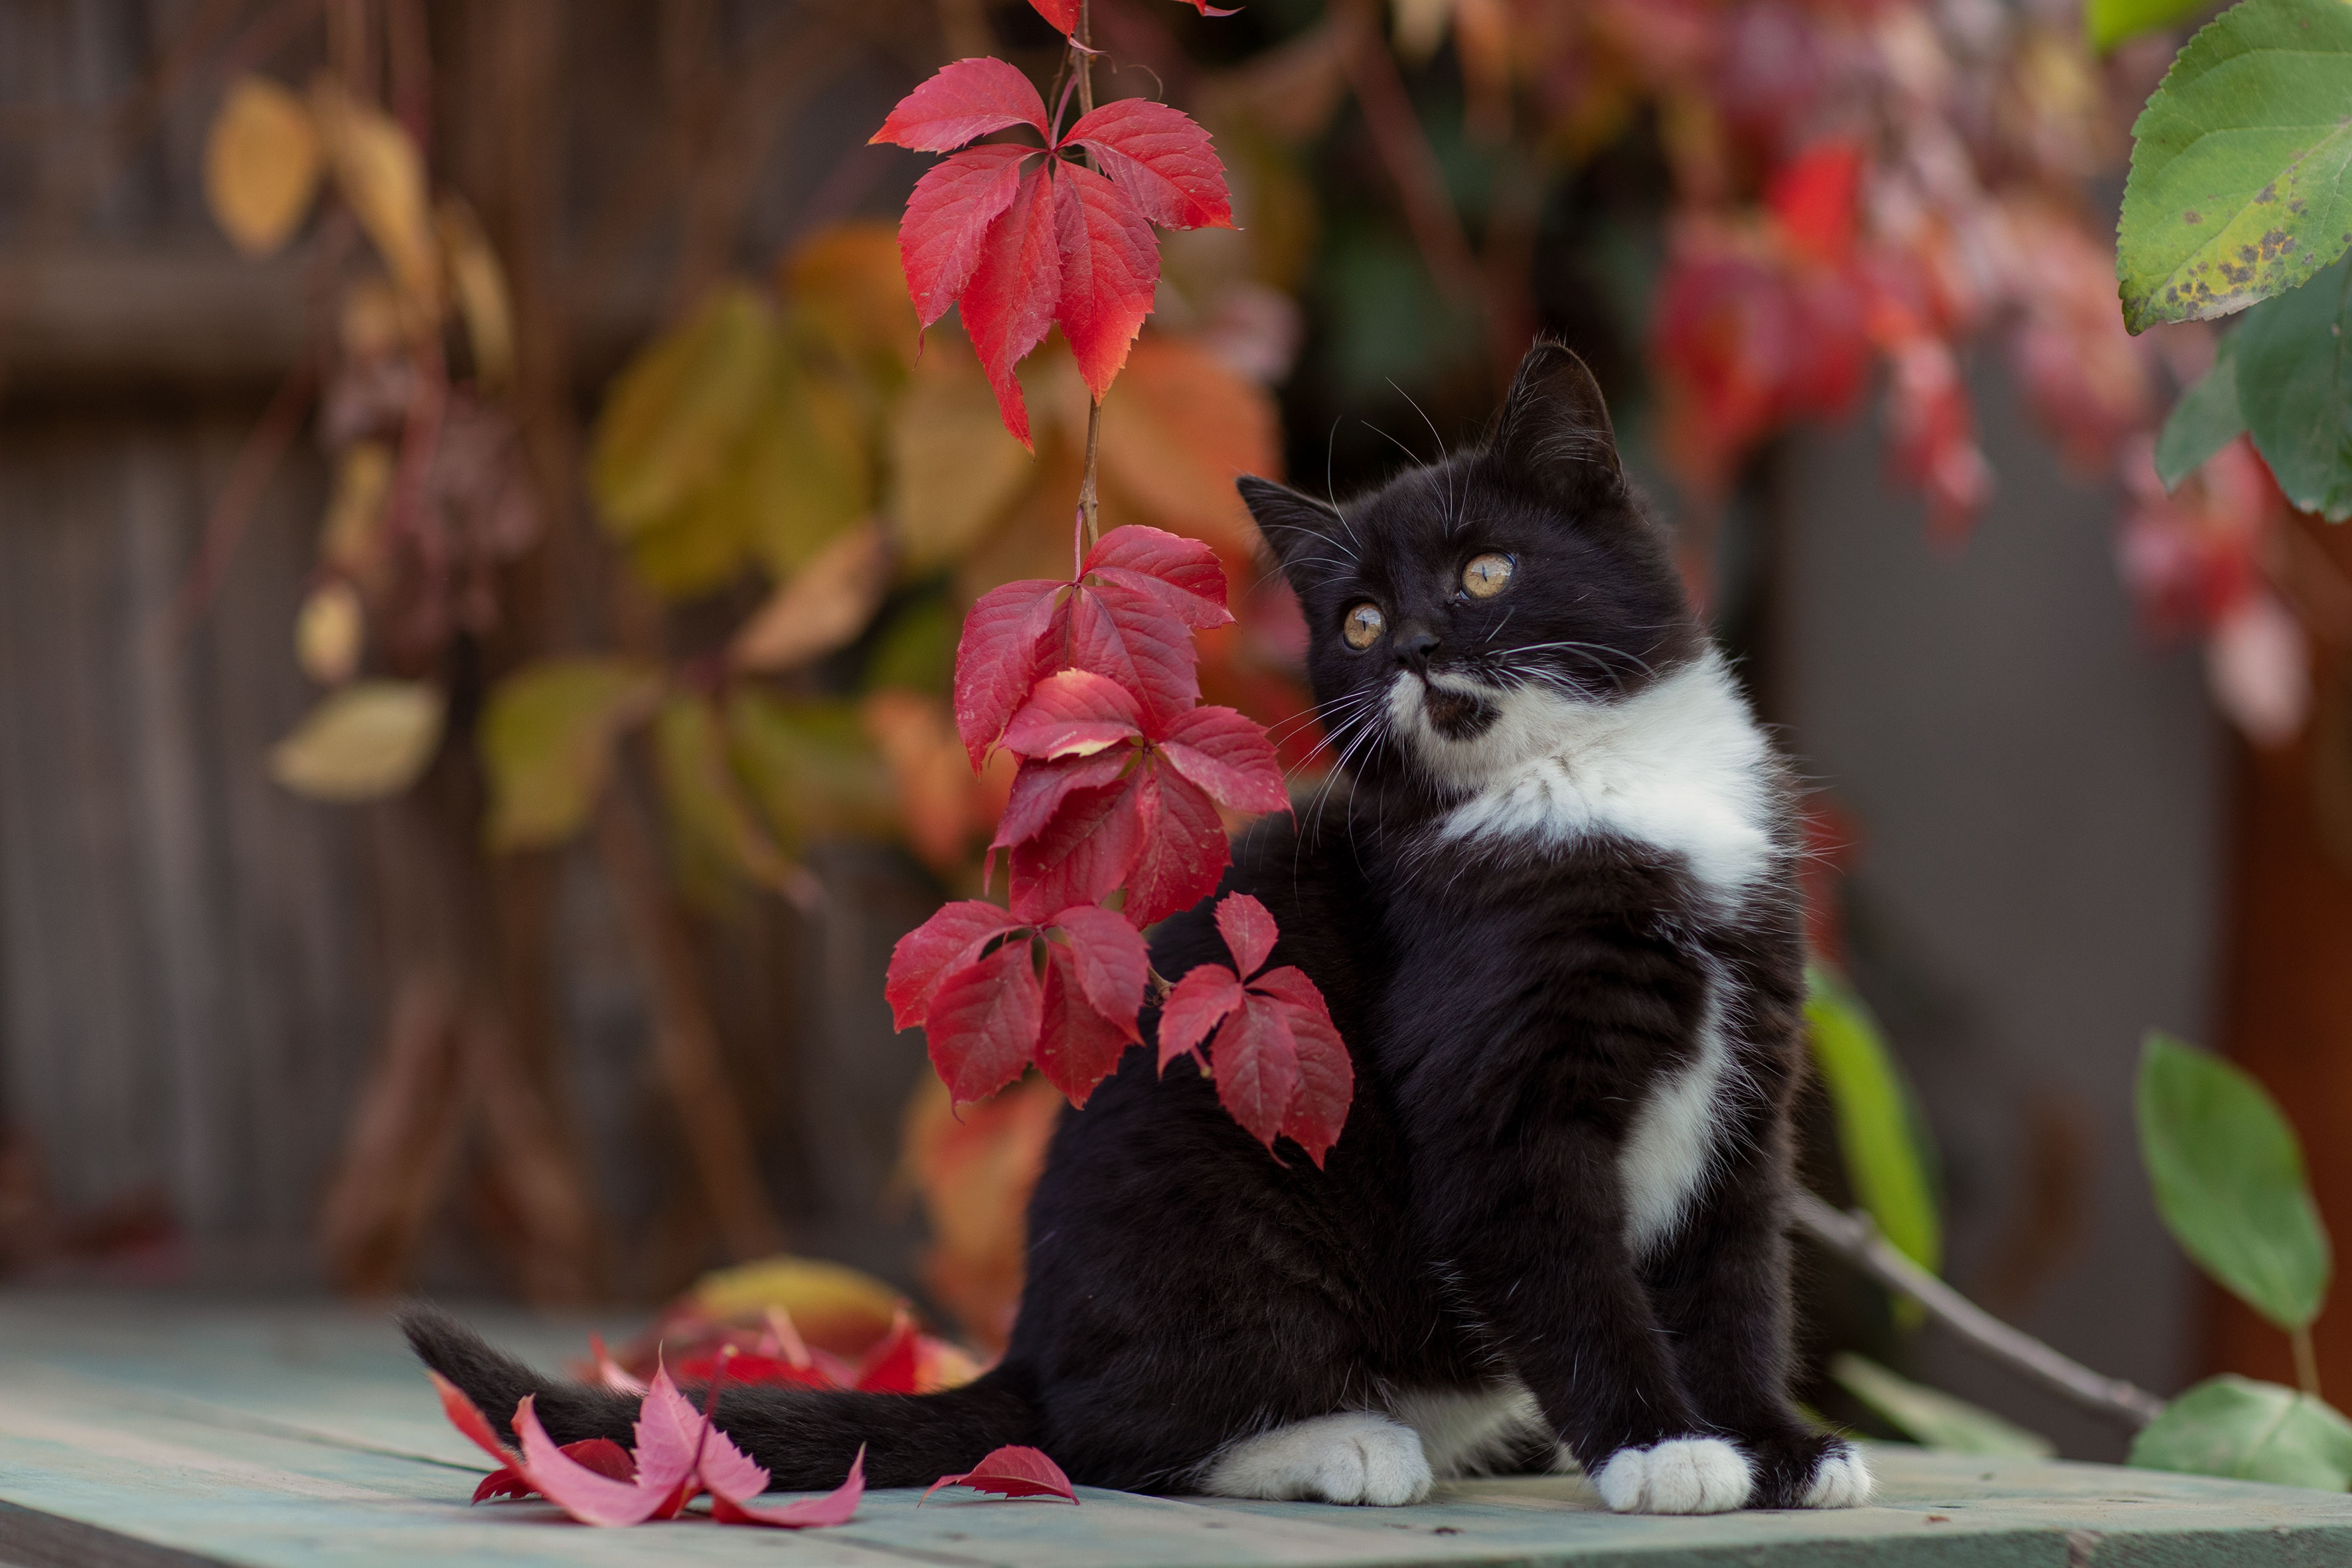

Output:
xmin=405 ymin=341 xmax=1836 ymax=1508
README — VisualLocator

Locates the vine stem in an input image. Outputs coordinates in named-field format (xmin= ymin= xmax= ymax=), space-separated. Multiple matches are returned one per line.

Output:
xmin=2294 ymin=1326 xmax=2324 ymax=1399
xmin=1074 ymin=0 xmax=1103 ymax=550
xmin=1788 ymin=1190 xmax=2167 ymax=1431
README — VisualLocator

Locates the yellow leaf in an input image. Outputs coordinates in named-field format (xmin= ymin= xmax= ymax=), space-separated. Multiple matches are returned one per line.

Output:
xmin=269 ymin=680 xmax=443 ymax=801
xmin=687 ymin=1256 xmax=904 ymax=1350
xmin=436 ymin=196 xmax=514 ymax=388
xmin=294 ymin=582 xmax=364 ymax=684
xmin=338 ymin=277 xmax=406 ymax=361
xmin=732 ymin=522 xmax=892 ymax=672
xmin=890 ymin=339 xmax=1032 ymax=572
xmin=310 ymin=78 xmax=438 ymax=315
xmin=479 ymin=658 xmax=662 ymax=849
xmin=652 ymin=691 xmax=799 ymax=894
xmin=624 ymin=491 xmax=753 ymax=599
xmin=319 ymin=440 xmax=393 ymax=576
xmin=782 ymin=221 xmax=921 ymax=372
xmin=589 ymin=283 xmax=775 ymax=537
xmin=1097 ymin=333 xmax=1279 ymax=557
xmin=204 ymin=77 xmax=321 ymax=257
xmin=742 ymin=355 xmax=872 ymax=580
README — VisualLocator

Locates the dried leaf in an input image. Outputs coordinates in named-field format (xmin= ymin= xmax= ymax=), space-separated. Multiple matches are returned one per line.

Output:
xmin=784 ymin=222 xmax=921 ymax=370
xmin=437 ymin=196 xmax=514 ymax=388
xmin=890 ymin=340 xmax=1034 ymax=572
xmin=1097 ymin=335 xmax=1281 ymax=554
xmin=591 ymin=285 xmax=775 ymax=536
xmin=921 ymin=1445 xmax=1078 ymax=1504
xmin=866 ymin=689 xmax=996 ymax=871
xmin=295 ymin=581 xmax=364 ymax=685
xmin=320 ymin=441 xmax=393 ymax=577
xmin=479 ymin=659 xmax=663 ymax=849
xmin=311 ymin=79 xmax=438 ymax=313
xmin=732 ymin=523 xmax=891 ymax=672
xmin=204 ymin=76 xmax=320 ymax=257
xmin=269 ymin=680 xmax=445 ymax=801
xmin=742 ymin=358 xmax=872 ymax=581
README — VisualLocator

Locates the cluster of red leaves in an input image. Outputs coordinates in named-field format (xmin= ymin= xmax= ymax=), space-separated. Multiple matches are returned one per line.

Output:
xmin=430 ymin=1363 xmax=866 ymax=1529
xmin=1158 ymin=893 xmax=1352 ymax=1154
xmin=885 ymin=522 xmax=1350 ymax=1162
xmin=589 ymin=1308 xmax=929 ymax=1395
xmin=872 ymin=58 xmax=1235 ymax=446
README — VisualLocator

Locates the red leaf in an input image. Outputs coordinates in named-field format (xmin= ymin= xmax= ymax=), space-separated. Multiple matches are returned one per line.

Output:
xmin=1158 ymin=963 xmax=1244 ymax=1070
xmin=1071 ymin=578 xmax=1199 ymax=732
xmin=923 ymin=940 xmax=1045 ymax=1103
xmin=674 ymin=1352 xmax=832 ymax=1389
xmin=1063 ymin=99 xmax=1236 ymax=232
xmin=1050 ymin=902 xmax=1148 ymax=1035
xmin=1212 ymin=996 xmax=1300 ymax=1150
xmin=1159 ymin=706 xmax=1288 ymax=813
xmin=1026 ymin=0 xmax=1083 ymax=35
xmin=871 ymin=59 xmax=1050 ymax=152
xmin=922 ymin=1445 xmax=1079 ymax=1504
xmin=854 ymin=1312 xmax=921 ymax=1393
xmin=712 ymin=1447 xmax=866 ymax=1528
xmin=900 ymin=145 xmax=1035 ymax=329
xmin=1036 ymin=943 xmax=1134 ymax=1105
xmin=428 ymin=1368 xmax=518 ymax=1466
xmin=1214 ymin=891 xmax=1279 ymax=979
xmin=514 ymin=1395 xmax=677 ymax=1527
xmin=1008 ymin=780 xmax=1144 ymax=919
xmin=1251 ymin=966 xmax=1352 ymax=1166
xmin=1081 ymin=525 xmax=1232 ymax=629
xmin=996 ymin=750 xmax=1132 ymax=848
xmin=961 ymin=160 xmax=1061 ymax=449
xmin=1766 ymin=141 xmax=1863 ymax=269
xmin=474 ymin=1439 xmax=635 ymax=1504
xmin=1052 ymin=160 xmax=1160 ymax=400
xmin=1002 ymin=669 xmax=1144 ymax=759
xmin=1121 ymin=762 xmax=1229 ymax=928
xmin=953 ymin=578 xmax=1061 ymax=767
xmin=886 ymin=901 xmax=1027 ymax=1031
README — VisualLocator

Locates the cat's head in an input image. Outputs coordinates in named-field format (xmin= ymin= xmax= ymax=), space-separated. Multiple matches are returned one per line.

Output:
xmin=1239 ymin=340 xmax=1701 ymax=795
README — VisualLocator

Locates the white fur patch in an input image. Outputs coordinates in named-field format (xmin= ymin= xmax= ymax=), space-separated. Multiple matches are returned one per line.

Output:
xmin=1201 ymin=1413 xmax=1434 ymax=1505
xmin=1593 ymin=1438 xmax=1753 ymax=1514
xmin=1803 ymin=1443 xmax=1874 ymax=1508
xmin=1618 ymin=975 xmax=1731 ymax=1255
xmin=1393 ymin=652 xmax=1774 ymax=907
xmin=1387 ymin=1384 xmax=1545 ymax=1477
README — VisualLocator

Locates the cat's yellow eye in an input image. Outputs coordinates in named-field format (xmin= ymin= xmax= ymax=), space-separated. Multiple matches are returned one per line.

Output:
xmin=1343 ymin=603 xmax=1385 ymax=651
xmin=1462 ymin=552 xmax=1515 ymax=599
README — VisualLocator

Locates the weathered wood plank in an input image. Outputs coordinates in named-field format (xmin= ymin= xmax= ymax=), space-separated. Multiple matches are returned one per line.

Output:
xmin=5 ymin=1294 xmax=2352 ymax=1567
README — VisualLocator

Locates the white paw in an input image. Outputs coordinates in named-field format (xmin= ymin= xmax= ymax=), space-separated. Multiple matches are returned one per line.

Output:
xmin=1593 ymin=1437 xmax=1753 ymax=1514
xmin=1802 ymin=1443 xmax=1873 ymax=1508
xmin=1202 ymin=1413 xmax=1435 ymax=1506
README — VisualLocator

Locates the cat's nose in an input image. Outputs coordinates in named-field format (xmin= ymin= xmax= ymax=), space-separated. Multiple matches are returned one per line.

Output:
xmin=1397 ymin=630 xmax=1439 ymax=670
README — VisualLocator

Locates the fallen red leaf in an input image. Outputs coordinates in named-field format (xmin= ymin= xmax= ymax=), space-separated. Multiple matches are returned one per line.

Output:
xmin=710 ymin=1447 xmax=868 ymax=1528
xmin=854 ymin=1312 xmax=922 ymax=1393
xmin=474 ymin=1438 xmax=635 ymax=1504
xmin=921 ymin=1444 xmax=1079 ymax=1504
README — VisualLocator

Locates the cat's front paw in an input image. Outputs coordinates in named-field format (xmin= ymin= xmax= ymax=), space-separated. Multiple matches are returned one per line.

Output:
xmin=1800 ymin=1441 xmax=1873 ymax=1508
xmin=1592 ymin=1437 xmax=1753 ymax=1514
xmin=1202 ymin=1413 xmax=1435 ymax=1506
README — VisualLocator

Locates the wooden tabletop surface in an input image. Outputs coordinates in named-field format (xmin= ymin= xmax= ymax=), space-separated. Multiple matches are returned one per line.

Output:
xmin=3 ymin=1290 xmax=2348 ymax=1567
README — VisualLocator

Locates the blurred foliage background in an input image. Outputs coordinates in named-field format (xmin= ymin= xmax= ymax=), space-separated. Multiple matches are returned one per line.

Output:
xmin=1 ymin=0 xmax=2344 ymax=1469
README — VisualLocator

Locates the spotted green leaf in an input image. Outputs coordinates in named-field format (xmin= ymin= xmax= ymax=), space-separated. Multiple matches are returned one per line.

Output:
xmin=2131 ymin=1376 xmax=2352 ymax=1488
xmin=2116 ymin=0 xmax=2352 ymax=331
xmin=2138 ymin=1032 xmax=2330 ymax=1330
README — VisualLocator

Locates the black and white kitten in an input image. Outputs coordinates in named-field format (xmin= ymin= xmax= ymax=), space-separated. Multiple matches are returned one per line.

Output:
xmin=406 ymin=340 xmax=1870 ymax=1516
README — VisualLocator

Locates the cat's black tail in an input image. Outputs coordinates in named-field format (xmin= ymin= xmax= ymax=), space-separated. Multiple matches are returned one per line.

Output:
xmin=398 ymin=1305 xmax=1039 ymax=1490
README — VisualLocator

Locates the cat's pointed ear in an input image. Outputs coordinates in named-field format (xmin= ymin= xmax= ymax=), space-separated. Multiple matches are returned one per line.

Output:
xmin=1237 ymin=476 xmax=1346 ymax=593
xmin=1490 ymin=339 xmax=1626 ymax=510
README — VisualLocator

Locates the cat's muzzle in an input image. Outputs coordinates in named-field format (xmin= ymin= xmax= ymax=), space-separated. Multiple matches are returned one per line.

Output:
xmin=1416 ymin=672 xmax=1502 ymax=740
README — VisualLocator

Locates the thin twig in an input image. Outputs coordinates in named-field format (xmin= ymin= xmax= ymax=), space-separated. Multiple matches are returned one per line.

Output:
xmin=1075 ymin=0 xmax=1104 ymax=548
xmin=172 ymin=357 xmax=316 ymax=635
xmin=1789 ymin=1190 xmax=2167 ymax=1431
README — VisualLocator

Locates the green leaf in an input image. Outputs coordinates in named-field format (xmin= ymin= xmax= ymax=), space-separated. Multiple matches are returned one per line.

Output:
xmin=1828 ymin=1353 xmax=2055 ymax=1458
xmin=726 ymin=691 xmax=896 ymax=846
xmin=479 ymin=658 xmax=662 ymax=850
xmin=2138 ymin=1032 xmax=2331 ymax=1330
xmin=2156 ymin=332 xmax=2247 ymax=489
xmin=2116 ymin=0 xmax=2352 ymax=331
xmin=2130 ymin=1375 xmax=2352 ymax=1488
xmin=2235 ymin=254 xmax=2352 ymax=520
xmin=589 ymin=283 xmax=774 ymax=536
xmin=2090 ymin=0 xmax=2215 ymax=54
xmin=1806 ymin=965 xmax=1942 ymax=1275
xmin=268 ymin=680 xmax=444 ymax=802
xmin=863 ymin=595 xmax=957 ymax=696
xmin=653 ymin=692 xmax=799 ymax=895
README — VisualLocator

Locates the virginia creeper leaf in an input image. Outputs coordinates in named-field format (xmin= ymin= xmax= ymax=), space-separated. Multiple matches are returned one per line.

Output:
xmin=1052 ymin=159 xmax=1161 ymax=400
xmin=1071 ymin=578 xmax=1200 ymax=731
xmin=1037 ymin=943 xmax=1135 ymax=1104
xmin=1214 ymin=891 xmax=1279 ymax=978
xmin=428 ymin=1369 xmax=520 ymax=1464
xmin=899 ymin=145 xmax=1035 ymax=328
xmin=953 ymin=578 xmax=1062 ymax=766
xmin=1253 ymin=966 xmax=1352 ymax=1166
xmin=1120 ymin=763 xmax=1229 ymax=928
xmin=1026 ymin=0 xmax=1083 ymax=35
xmin=1050 ymin=902 xmax=1149 ymax=1037
xmin=1214 ymin=997 xmax=1302 ymax=1150
xmin=514 ymin=1395 xmax=676 ymax=1527
xmin=996 ymin=750 xmax=1133 ymax=848
xmin=1159 ymin=706 xmax=1289 ymax=813
xmin=870 ymin=58 xmax=1050 ymax=151
xmin=1002 ymin=669 xmax=1145 ymax=759
xmin=923 ymin=939 xmax=1045 ymax=1103
xmin=1158 ymin=964 xmax=1245 ymax=1070
xmin=853 ymin=1314 xmax=922 ymax=1393
xmin=1081 ymin=525 xmax=1233 ymax=629
xmin=962 ymin=161 xmax=1061 ymax=447
xmin=886 ymin=901 xmax=1026 ymax=1030
xmin=1009 ymin=781 xmax=1144 ymax=919
xmin=711 ymin=1447 xmax=867 ymax=1527
xmin=1065 ymin=99 xmax=1237 ymax=232
xmin=921 ymin=1445 xmax=1079 ymax=1503
xmin=474 ymin=1439 xmax=635 ymax=1504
